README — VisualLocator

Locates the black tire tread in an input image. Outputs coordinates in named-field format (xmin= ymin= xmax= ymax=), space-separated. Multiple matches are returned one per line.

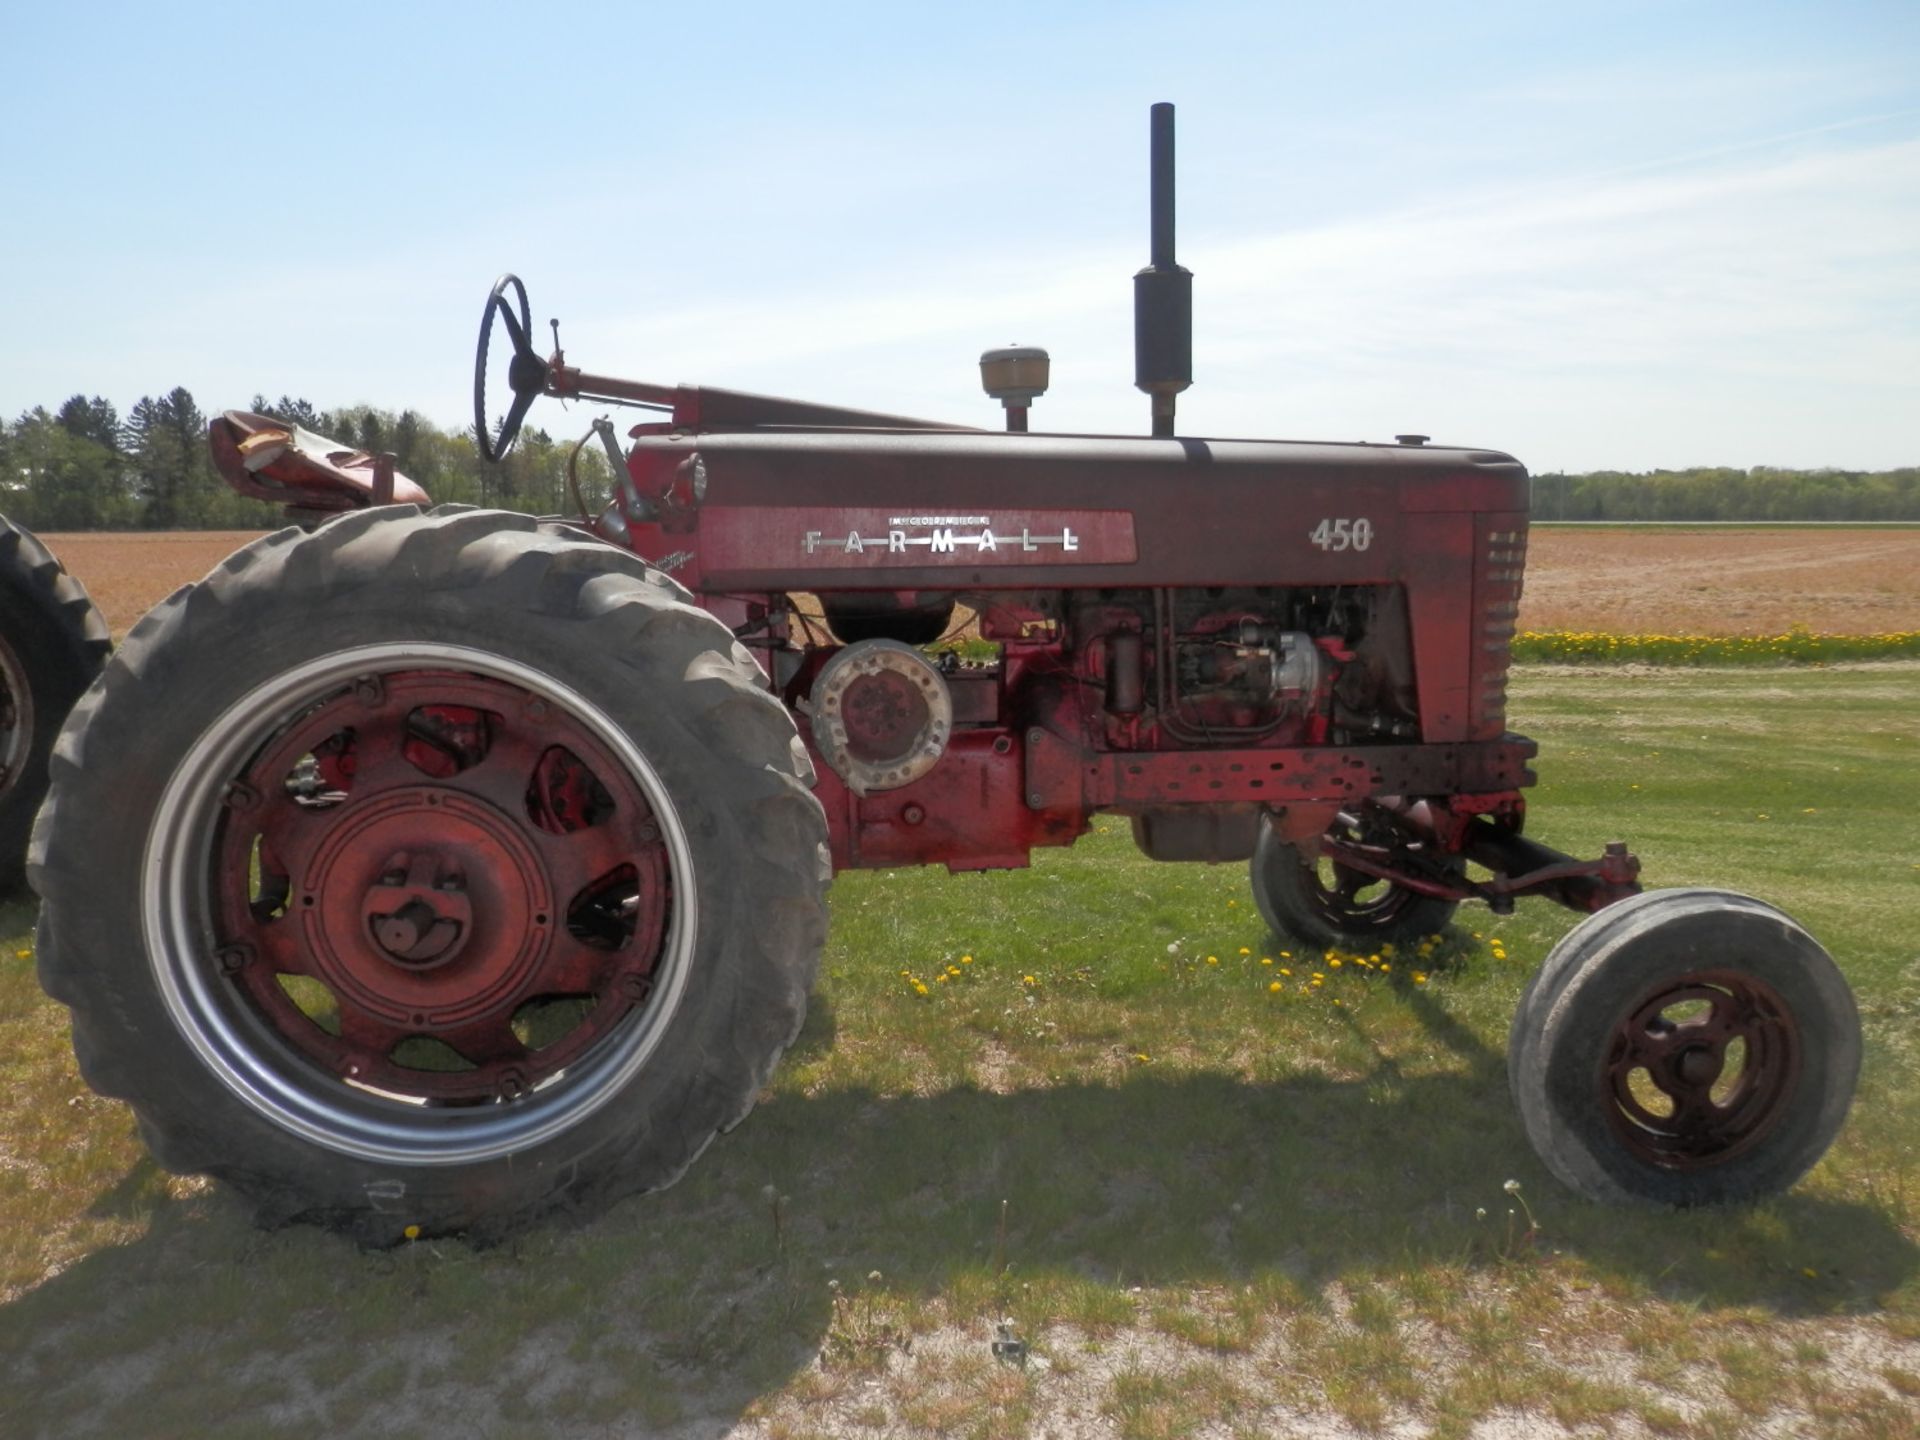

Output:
xmin=31 ymin=507 xmax=828 ymax=1244
xmin=0 ymin=515 xmax=111 ymax=891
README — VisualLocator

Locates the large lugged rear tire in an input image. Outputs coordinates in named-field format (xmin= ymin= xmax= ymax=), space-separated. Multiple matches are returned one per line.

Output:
xmin=1509 ymin=889 xmax=1859 ymax=1207
xmin=29 ymin=507 xmax=829 ymax=1244
xmin=0 ymin=516 xmax=110 ymax=892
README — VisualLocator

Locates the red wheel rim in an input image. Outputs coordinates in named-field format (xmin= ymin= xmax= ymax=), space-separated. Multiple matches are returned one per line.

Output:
xmin=1600 ymin=968 xmax=1801 ymax=1170
xmin=210 ymin=670 xmax=669 ymax=1105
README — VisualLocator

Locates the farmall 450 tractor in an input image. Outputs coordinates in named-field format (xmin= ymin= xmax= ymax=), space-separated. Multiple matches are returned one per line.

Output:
xmin=30 ymin=108 xmax=1859 ymax=1244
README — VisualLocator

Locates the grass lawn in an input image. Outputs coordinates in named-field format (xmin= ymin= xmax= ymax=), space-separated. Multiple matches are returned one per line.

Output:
xmin=2 ymin=664 xmax=1916 ymax=1438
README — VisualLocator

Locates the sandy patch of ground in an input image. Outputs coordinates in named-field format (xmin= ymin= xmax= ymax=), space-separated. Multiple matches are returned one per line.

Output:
xmin=40 ymin=530 xmax=268 ymax=637
xmin=1519 ymin=528 xmax=1920 ymax=636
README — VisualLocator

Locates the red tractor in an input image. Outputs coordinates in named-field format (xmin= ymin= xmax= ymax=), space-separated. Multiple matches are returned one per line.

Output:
xmin=30 ymin=108 xmax=1858 ymax=1243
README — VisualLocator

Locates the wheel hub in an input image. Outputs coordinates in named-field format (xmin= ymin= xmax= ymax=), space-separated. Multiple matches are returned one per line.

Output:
xmin=1602 ymin=970 xmax=1801 ymax=1170
xmin=203 ymin=667 xmax=672 ymax=1106
xmin=306 ymin=787 xmax=550 ymax=1028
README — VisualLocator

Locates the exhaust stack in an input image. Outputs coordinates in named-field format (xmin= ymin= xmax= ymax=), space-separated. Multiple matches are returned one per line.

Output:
xmin=1133 ymin=102 xmax=1193 ymax=438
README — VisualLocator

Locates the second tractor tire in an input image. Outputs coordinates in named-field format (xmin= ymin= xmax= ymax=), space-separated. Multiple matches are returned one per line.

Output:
xmin=0 ymin=515 xmax=110 ymax=892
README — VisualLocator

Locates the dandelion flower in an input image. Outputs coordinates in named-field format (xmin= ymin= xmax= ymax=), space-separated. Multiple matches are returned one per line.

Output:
xmin=1279 ymin=967 xmax=1292 ymax=977
xmin=404 ymin=1224 xmax=421 ymax=1241
xmin=1206 ymin=955 xmax=1219 ymax=965
xmin=961 ymin=955 xmax=973 ymax=964
xmin=1413 ymin=972 xmax=1428 ymax=985
xmin=1268 ymin=981 xmax=1282 ymax=993
xmin=1329 ymin=958 xmax=1342 ymax=969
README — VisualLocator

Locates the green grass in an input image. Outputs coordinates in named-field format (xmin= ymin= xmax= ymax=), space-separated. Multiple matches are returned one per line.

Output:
xmin=3 ymin=664 xmax=1917 ymax=1437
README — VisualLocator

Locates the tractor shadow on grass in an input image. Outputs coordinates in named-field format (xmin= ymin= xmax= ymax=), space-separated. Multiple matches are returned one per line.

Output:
xmin=3 ymin=985 xmax=1912 ymax=1437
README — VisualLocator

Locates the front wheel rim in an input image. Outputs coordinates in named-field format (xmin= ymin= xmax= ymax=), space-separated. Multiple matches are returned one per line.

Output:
xmin=1600 ymin=968 xmax=1801 ymax=1170
xmin=144 ymin=642 xmax=698 ymax=1167
xmin=1302 ymin=855 xmax=1427 ymax=935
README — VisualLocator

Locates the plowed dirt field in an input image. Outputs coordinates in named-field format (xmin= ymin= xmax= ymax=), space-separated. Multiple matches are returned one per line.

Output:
xmin=41 ymin=525 xmax=1920 ymax=638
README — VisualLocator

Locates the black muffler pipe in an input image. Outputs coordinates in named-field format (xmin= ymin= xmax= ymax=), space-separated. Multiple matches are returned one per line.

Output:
xmin=1134 ymin=101 xmax=1193 ymax=438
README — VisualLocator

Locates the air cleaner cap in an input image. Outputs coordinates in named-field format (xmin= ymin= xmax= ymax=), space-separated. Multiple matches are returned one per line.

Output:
xmin=980 ymin=345 xmax=1051 ymax=405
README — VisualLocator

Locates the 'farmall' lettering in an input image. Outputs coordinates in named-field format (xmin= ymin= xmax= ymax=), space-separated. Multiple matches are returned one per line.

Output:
xmin=807 ymin=521 xmax=1079 ymax=556
xmin=749 ymin=510 xmax=1131 ymax=571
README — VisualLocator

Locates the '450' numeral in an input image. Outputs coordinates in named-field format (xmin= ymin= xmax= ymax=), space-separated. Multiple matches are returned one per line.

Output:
xmin=1309 ymin=517 xmax=1373 ymax=552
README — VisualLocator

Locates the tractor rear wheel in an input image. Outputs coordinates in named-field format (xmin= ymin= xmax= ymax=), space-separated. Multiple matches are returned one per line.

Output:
xmin=0 ymin=515 xmax=110 ymax=892
xmin=30 ymin=507 xmax=829 ymax=1244
xmin=1508 ymin=889 xmax=1859 ymax=1206
xmin=1249 ymin=814 xmax=1459 ymax=950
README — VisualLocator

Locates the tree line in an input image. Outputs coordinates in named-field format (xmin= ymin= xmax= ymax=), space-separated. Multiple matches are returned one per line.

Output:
xmin=1529 ymin=466 xmax=1920 ymax=522
xmin=0 ymin=391 xmax=611 ymax=531
xmin=3 ymin=390 xmax=1915 ymax=528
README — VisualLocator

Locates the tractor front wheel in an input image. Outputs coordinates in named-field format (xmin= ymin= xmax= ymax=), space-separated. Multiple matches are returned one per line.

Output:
xmin=30 ymin=507 xmax=829 ymax=1243
xmin=1508 ymin=889 xmax=1859 ymax=1206
xmin=1249 ymin=813 xmax=1460 ymax=950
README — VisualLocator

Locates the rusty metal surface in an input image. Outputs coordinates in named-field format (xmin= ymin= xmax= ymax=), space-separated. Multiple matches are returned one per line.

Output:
xmin=209 ymin=411 xmax=431 ymax=513
xmin=1025 ymin=729 xmax=1538 ymax=813
xmin=614 ymin=428 xmax=1522 ymax=601
xmin=1602 ymin=969 xmax=1801 ymax=1170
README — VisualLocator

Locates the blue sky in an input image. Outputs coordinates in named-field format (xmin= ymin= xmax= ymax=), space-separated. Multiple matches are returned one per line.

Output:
xmin=4 ymin=0 xmax=1916 ymax=471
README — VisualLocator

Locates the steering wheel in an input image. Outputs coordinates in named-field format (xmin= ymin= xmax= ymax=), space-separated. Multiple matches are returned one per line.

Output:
xmin=474 ymin=274 xmax=549 ymax=463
